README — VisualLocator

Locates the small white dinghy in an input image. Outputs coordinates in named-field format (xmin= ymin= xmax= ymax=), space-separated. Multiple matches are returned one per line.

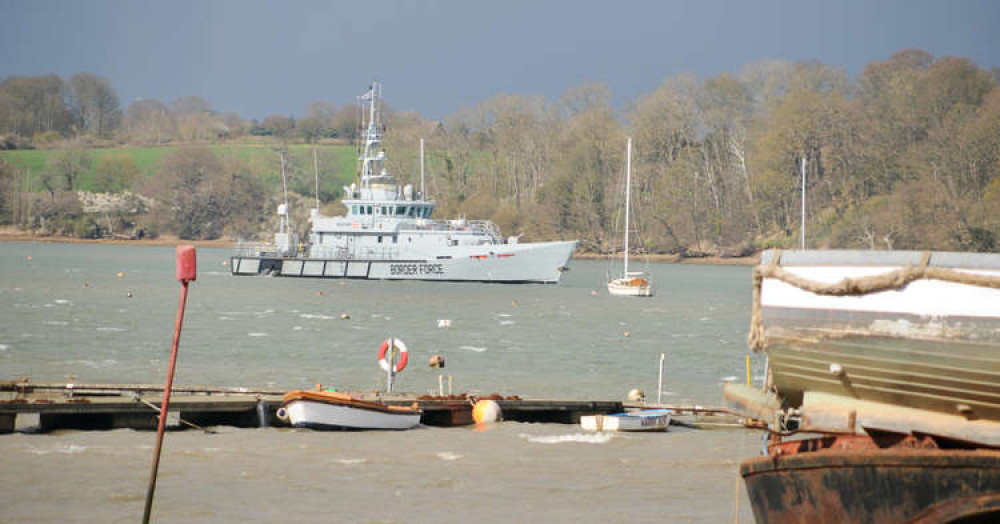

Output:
xmin=580 ymin=409 xmax=671 ymax=432
xmin=280 ymin=390 xmax=421 ymax=431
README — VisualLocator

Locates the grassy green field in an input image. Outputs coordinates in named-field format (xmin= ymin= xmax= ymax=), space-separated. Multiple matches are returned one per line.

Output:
xmin=0 ymin=143 xmax=358 ymax=195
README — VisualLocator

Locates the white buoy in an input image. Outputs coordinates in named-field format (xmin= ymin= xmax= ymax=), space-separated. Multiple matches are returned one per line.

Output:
xmin=472 ymin=400 xmax=502 ymax=424
xmin=341 ymin=313 xmax=351 ymax=320
xmin=437 ymin=319 xmax=451 ymax=328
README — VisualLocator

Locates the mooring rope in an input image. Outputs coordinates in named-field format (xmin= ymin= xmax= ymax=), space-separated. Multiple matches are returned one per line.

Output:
xmin=747 ymin=250 xmax=1000 ymax=352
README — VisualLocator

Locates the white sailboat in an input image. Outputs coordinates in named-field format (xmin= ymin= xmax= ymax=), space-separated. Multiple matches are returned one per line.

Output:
xmin=607 ymin=138 xmax=653 ymax=297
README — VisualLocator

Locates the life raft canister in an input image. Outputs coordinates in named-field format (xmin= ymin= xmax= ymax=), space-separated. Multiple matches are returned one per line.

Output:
xmin=378 ymin=338 xmax=409 ymax=373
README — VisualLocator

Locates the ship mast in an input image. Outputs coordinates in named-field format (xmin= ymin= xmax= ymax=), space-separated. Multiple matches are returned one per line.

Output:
xmin=358 ymin=82 xmax=383 ymax=192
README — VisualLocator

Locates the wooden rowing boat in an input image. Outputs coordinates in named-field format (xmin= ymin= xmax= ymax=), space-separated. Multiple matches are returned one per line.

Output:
xmin=280 ymin=390 xmax=421 ymax=430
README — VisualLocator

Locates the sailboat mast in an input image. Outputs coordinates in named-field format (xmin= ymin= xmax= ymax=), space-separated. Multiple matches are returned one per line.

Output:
xmin=624 ymin=137 xmax=631 ymax=275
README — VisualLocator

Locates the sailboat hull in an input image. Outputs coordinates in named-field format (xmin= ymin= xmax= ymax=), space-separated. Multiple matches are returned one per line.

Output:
xmin=607 ymin=278 xmax=653 ymax=297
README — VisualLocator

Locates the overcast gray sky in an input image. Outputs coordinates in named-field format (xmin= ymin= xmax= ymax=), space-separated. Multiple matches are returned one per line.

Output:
xmin=2 ymin=0 xmax=998 ymax=120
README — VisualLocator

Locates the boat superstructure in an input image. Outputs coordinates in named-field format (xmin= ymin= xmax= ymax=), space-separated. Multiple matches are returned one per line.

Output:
xmin=231 ymin=82 xmax=577 ymax=283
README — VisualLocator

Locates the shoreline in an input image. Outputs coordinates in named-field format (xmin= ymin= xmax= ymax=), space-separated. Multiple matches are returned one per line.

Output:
xmin=0 ymin=229 xmax=232 ymax=249
xmin=0 ymin=229 xmax=759 ymax=266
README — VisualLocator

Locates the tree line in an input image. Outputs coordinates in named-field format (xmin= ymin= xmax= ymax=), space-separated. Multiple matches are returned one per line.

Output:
xmin=0 ymin=73 xmax=362 ymax=146
xmin=1 ymin=49 xmax=998 ymax=252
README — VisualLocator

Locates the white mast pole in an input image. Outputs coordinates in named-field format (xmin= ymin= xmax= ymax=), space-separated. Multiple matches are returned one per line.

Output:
xmin=280 ymin=150 xmax=288 ymax=211
xmin=624 ymin=137 xmax=632 ymax=275
xmin=420 ymin=138 xmax=425 ymax=200
xmin=279 ymin=150 xmax=289 ymax=235
xmin=386 ymin=337 xmax=395 ymax=393
xmin=313 ymin=148 xmax=320 ymax=211
xmin=801 ymin=156 xmax=807 ymax=250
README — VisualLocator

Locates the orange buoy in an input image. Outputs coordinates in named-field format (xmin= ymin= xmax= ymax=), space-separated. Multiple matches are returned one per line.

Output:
xmin=472 ymin=399 xmax=502 ymax=424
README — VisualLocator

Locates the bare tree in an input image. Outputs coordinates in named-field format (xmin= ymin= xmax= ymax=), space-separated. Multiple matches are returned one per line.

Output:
xmin=125 ymin=99 xmax=174 ymax=143
xmin=70 ymin=72 xmax=121 ymax=138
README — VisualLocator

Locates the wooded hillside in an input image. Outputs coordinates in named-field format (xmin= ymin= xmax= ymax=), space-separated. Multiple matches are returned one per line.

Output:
xmin=1 ymin=49 xmax=998 ymax=253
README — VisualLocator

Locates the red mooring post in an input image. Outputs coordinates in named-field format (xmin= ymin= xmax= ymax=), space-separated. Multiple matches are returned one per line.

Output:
xmin=142 ymin=245 xmax=196 ymax=524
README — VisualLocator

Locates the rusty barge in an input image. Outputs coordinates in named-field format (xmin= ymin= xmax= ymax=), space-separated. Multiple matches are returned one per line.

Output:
xmin=727 ymin=250 xmax=1000 ymax=524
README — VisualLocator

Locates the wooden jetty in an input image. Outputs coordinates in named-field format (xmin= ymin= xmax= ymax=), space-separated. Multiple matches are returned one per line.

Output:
xmin=2 ymin=381 xmax=712 ymax=433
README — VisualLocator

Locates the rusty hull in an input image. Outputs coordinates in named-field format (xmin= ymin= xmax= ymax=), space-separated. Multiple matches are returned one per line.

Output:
xmin=741 ymin=435 xmax=1000 ymax=524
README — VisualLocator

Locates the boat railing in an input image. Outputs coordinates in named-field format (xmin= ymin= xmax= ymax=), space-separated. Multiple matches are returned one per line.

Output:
xmin=405 ymin=219 xmax=503 ymax=240
xmin=233 ymin=242 xmax=282 ymax=258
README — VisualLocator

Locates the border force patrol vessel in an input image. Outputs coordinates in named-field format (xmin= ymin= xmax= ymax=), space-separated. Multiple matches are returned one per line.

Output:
xmin=231 ymin=83 xmax=577 ymax=283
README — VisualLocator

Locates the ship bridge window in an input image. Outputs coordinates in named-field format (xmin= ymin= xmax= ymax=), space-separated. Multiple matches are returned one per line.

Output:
xmin=378 ymin=236 xmax=383 ymax=243
xmin=351 ymin=205 xmax=358 ymax=214
xmin=396 ymin=206 xmax=405 ymax=215
xmin=366 ymin=205 xmax=373 ymax=214
xmin=407 ymin=207 xmax=415 ymax=217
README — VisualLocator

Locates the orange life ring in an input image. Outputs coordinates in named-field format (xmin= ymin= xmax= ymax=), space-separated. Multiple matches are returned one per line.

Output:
xmin=378 ymin=338 xmax=409 ymax=373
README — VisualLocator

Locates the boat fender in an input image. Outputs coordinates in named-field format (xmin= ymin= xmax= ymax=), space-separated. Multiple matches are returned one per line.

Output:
xmin=378 ymin=338 xmax=409 ymax=373
xmin=276 ymin=407 xmax=290 ymax=423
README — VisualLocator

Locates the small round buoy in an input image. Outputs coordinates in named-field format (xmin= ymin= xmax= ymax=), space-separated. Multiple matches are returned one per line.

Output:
xmin=83 ymin=282 xmax=89 ymax=288
xmin=275 ymin=407 xmax=290 ymax=423
xmin=429 ymin=354 xmax=445 ymax=368
xmin=117 ymin=271 xmax=125 ymax=278
xmin=590 ymin=290 xmax=597 ymax=296
xmin=626 ymin=388 xmax=645 ymax=403
xmin=222 ymin=260 xmax=228 ymax=266
xmin=126 ymin=291 xmax=133 ymax=298
xmin=340 ymin=313 xmax=350 ymax=320
xmin=316 ymin=290 xmax=324 ymax=297
xmin=472 ymin=399 xmax=502 ymax=424
xmin=511 ymin=300 xmax=518 ymax=307
xmin=623 ymin=331 xmax=630 ymax=338
xmin=27 ymin=255 xmax=33 ymax=261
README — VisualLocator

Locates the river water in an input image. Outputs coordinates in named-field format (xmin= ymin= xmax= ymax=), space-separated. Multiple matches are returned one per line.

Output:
xmin=0 ymin=242 xmax=760 ymax=523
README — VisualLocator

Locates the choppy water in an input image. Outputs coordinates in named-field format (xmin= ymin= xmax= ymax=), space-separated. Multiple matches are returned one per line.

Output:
xmin=0 ymin=242 xmax=759 ymax=523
